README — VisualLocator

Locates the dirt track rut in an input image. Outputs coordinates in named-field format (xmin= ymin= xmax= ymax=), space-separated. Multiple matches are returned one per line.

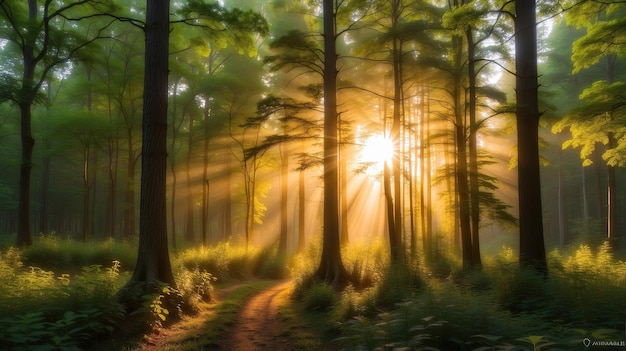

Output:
xmin=218 ymin=280 xmax=295 ymax=351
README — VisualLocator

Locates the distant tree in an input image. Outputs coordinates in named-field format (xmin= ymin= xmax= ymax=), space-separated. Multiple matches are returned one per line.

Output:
xmin=552 ymin=1 xmax=626 ymax=250
xmin=49 ymin=110 xmax=109 ymax=242
xmin=0 ymin=0 xmax=115 ymax=247
xmin=443 ymin=0 xmax=514 ymax=269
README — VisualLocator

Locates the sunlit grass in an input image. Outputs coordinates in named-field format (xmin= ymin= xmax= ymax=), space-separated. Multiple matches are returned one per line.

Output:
xmin=19 ymin=233 xmax=137 ymax=272
xmin=326 ymin=242 xmax=626 ymax=350
xmin=175 ymin=241 xmax=290 ymax=282
xmin=2 ymin=233 xmax=624 ymax=350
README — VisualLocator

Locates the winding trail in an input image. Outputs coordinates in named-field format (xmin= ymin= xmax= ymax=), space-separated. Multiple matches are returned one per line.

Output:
xmin=219 ymin=280 xmax=295 ymax=350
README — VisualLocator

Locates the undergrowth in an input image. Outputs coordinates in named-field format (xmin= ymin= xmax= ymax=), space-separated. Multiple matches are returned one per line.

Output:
xmin=290 ymin=241 xmax=626 ymax=351
xmin=175 ymin=241 xmax=289 ymax=282
xmin=21 ymin=233 xmax=137 ymax=272
xmin=0 ymin=248 xmax=127 ymax=350
xmin=0 ymin=235 xmax=291 ymax=350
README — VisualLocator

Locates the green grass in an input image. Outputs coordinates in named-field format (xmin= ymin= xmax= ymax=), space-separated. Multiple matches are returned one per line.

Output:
xmin=279 ymin=293 xmax=340 ymax=351
xmin=0 ymin=235 xmax=294 ymax=350
xmin=20 ymin=234 xmax=137 ymax=272
xmin=316 ymin=243 xmax=626 ymax=351
xmin=2 ymin=234 xmax=624 ymax=351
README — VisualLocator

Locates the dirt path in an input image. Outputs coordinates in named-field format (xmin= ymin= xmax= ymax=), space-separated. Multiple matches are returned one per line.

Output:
xmin=218 ymin=280 xmax=295 ymax=351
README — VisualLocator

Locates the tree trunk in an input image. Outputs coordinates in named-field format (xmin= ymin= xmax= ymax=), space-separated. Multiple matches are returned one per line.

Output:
xmin=201 ymin=106 xmax=211 ymax=245
xmin=82 ymin=145 xmax=91 ymax=242
xmin=223 ymin=154 xmax=233 ymax=241
xmin=39 ymin=136 xmax=51 ymax=236
xmin=185 ymin=107 xmax=194 ymax=243
xmin=279 ymin=143 xmax=288 ymax=254
xmin=515 ymin=0 xmax=547 ymax=274
xmin=388 ymin=0 xmax=404 ymax=264
xmin=123 ymin=137 xmax=137 ymax=238
xmin=340 ymin=140 xmax=349 ymax=246
xmin=17 ymin=102 xmax=34 ymax=247
xmin=169 ymin=81 xmax=179 ymax=249
xmin=297 ymin=168 xmax=306 ymax=253
xmin=607 ymin=134 xmax=617 ymax=250
xmin=15 ymin=0 xmax=38 ymax=247
xmin=125 ymin=0 xmax=175 ymax=289
xmin=452 ymin=30 xmax=472 ymax=269
xmin=316 ymin=0 xmax=348 ymax=286
xmin=466 ymin=27 xmax=482 ymax=268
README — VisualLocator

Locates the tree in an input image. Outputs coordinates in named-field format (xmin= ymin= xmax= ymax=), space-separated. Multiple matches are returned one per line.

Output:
xmin=316 ymin=0 xmax=349 ymax=285
xmin=125 ymin=0 xmax=176 ymax=289
xmin=514 ymin=0 xmax=547 ymax=274
xmin=552 ymin=1 xmax=626 ymax=250
xmin=0 ymin=0 xmax=114 ymax=246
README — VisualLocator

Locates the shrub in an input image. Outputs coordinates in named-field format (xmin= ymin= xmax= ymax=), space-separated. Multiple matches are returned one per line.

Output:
xmin=375 ymin=263 xmax=423 ymax=307
xmin=177 ymin=242 xmax=256 ymax=281
xmin=302 ymin=281 xmax=337 ymax=312
xmin=176 ymin=266 xmax=217 ymax=310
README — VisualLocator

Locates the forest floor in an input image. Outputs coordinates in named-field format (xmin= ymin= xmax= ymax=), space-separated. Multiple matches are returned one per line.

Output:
xmin=134 ymin=280 xmax=336 ymax=351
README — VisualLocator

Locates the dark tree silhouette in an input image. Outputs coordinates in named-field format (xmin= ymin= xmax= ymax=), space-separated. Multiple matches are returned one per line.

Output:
xmin=514 ymin=0 xmax=547 ymax=274
xmin=315 ymin=0 xmax=349 ymax=286
xmin=125 ymin=0 xmax=175 ymax=289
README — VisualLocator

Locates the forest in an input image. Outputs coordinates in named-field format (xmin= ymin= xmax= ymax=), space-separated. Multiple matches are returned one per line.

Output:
xmin=0 ymin=0 xmax=625 ymax=350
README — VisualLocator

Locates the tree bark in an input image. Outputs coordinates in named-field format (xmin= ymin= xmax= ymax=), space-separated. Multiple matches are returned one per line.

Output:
xmin=297 ymin=168 xmax=306 ymax=253
xmin=185 ymin=106 xmax=195 ymax=243
xmin=515 ymin=0 xmax=547 ymax=274
xmin=279 ymin=143 xmax=288 ymax=254
xmin=607 ymin=134 xmax=617 ymax=250
xmin=451 ymin=29 xmax=472 ymax=269
xmin=316 ymin=0 xmax=348 ymax=286
xmin=466 ymin=27 xmax=482 ymax=268
xmin=15 ymin=0 xmax=38 ymax=247
xmin=126 ymin=0 xmax=175 ymax=287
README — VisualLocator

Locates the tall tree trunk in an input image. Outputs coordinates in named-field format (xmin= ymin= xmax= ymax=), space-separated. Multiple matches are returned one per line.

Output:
xmin=170 ymin=163 xmax=177 ymax=249
xmin=16 ymin=0 xmax=38 ymax=247
xmin=39 ymin=83 xmax=54 ymax=237
xmin=452 ymin=29 xmax=472 ymax=269
xmin=223 ymin=153 xmax=233 ymax=241
xmin=388 ymin=0 xmax=404 ymax=264
xmin=201 ymin=106 xmax=211 ymax=245
xmin=17 ymin=101 xmax=34 ymax=247
xmin=558 ymin=161 xmax=566 ymax=247
xmin=340 ymin=140 xmax=349 ymax=246
xmin=169 ymin=81 xmax=179 ymax=249
xmin=185 ymin=107 xmax=194 ymax=243
xmin=123 ymin=135 xmax=137 ymax=238
xmin=126 ymin=0 xmax=175 ymax=288
xmin=82 ymin=145 xmax=91 ymax=242
xmin=515 ymin=0 xmax=547 ymax=274
xmin=39 ymin=138 xmax=50 ymax=236
xmin=466 ymin=27 xmax=482 ymax=268
xmin=106 ymin=92 xmax=119 ymax=239
xmin=297 ymin=168 xmax=306 ymax=253
xmin=425 ymin=92 xmax=433 ymax=257
xmin=316 ymin=0 xmax=348 ymax=286
xmin=279 ymin=143 xmax=288 ymax=254
xmin=607 ymin=134 xmax=617 ymax=250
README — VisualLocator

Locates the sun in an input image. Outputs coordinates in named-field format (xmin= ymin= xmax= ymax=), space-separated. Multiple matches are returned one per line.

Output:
xmin=360 ymin=134 xmax=394 ymax=168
